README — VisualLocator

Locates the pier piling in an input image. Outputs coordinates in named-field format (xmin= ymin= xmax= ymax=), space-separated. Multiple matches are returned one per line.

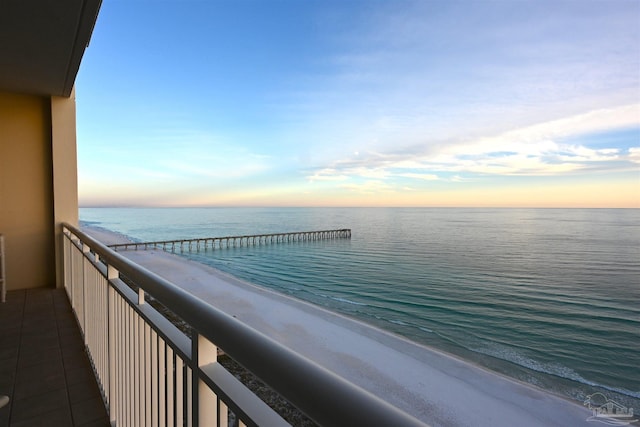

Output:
xmin=108 ymin=229 xmax=352 ymax=253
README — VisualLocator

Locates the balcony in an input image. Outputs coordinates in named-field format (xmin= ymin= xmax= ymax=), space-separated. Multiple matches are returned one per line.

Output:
xmin=0 ymin=289 xmax=108 ymax=426
xmin=0 ymin=224 xmax=426 ymax=426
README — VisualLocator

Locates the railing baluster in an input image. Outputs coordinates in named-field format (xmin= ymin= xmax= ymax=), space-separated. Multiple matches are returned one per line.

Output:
xmin=138 ymin=309 xmax=144 ymax=427
xmin=152 ymin=329 xmax=159 ymax=427
xmin=145 ymin=323 xmax=152 ymax=427
xmin=186 ymin=367 xmax=193 ymax=427
xmin=219 ymin=399 xmax=228 ymax=427
xmin=107 ymin=267 xmax=117 ymax=424
xmin=167 ymin=346 xmax=175 ymax=427
xmin=128 ymin=304 xmax=134 ymax=427
xmin=176 ymin=356 xmax=184 ymax=427
xmin=116 ymin=292 xmax=123 ymax=425
xmin=159 ymin=337 xmax=166 ymax=427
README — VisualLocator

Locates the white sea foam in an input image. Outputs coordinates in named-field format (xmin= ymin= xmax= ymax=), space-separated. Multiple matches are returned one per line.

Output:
xmin=330 ymin=296 xmax=367 ymax=306
xmin=471 ymin=342 xmax=640 ymax=399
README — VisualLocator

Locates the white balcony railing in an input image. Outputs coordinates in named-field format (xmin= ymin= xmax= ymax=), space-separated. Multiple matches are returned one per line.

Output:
xmin=62 ymin=223 xmax=427 ymax=427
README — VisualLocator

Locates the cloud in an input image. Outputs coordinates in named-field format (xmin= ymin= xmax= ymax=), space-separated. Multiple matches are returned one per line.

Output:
xmin=397 ymin=173 xmax=439 ymax=181
xmin=446 ymin=105 xmax=638 ymax=157
xmin=305 ymin=104 xmax=640 ymax=182
xmin=339 ymin=180 xmax=392 ymax=194
xmin=307 ymin=169 xmax=350 ymax=182
xmin=629 ymin=147 xmax=640 ymax=164
xmin=162 ymin=158 xmax=270 ymax=180
xmin=274 ymin=1 xmax=639 ymax=169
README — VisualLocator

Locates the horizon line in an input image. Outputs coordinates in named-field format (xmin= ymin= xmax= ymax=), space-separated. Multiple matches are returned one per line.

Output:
xmin=78 ymin=205 xmax=640 ymax=210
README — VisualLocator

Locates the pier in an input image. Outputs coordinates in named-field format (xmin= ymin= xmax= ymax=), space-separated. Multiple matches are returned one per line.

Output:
xmin=108 ymin=229 xmax=352 ymax=252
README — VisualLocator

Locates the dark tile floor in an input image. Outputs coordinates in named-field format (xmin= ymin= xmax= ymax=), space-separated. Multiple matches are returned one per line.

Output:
xmin=0 ymin=288 xmax=109 ymax=427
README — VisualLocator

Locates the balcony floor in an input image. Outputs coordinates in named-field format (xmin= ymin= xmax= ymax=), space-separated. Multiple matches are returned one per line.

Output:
xmin=0 ymin=289 xmax=109 ymax=427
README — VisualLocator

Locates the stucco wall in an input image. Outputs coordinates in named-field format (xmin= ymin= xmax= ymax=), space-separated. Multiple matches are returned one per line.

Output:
xmin=52 ymin=90 xmax=79 ymax=288
xmin=0 ymin=91 xmax=56 ymax=289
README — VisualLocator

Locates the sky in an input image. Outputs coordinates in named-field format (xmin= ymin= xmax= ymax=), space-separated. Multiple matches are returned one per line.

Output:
xmin=76 ymin=0 xmax=640 ymax=208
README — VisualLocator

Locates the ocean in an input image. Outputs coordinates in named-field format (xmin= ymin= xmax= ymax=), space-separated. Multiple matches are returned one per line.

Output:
xmin=79 ymin=207 xmax=640 ymax=411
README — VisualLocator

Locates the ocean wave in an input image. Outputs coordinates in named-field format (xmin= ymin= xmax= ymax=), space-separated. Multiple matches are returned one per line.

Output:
xmin=389 ymin=319 xmax=410 ymax=326
xmin=470 ymin=343 xmax=640 ymax=399
xmin=307 ymin=291 xmax=369 ymax=307
xmin=329 ymin=296 xmax=368 ymax=306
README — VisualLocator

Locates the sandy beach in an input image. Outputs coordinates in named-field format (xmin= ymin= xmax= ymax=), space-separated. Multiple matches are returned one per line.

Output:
xmin=83 ymin=225 xmax=594 ymax=427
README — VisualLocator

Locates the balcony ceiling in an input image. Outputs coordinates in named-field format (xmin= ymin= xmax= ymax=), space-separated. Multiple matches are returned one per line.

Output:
xmin=0 ymin=0 xmax=102 ymax=97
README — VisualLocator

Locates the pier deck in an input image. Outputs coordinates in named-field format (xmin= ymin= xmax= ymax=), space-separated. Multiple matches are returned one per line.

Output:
xmin=108 ymin=229 xmax=351 ymax=252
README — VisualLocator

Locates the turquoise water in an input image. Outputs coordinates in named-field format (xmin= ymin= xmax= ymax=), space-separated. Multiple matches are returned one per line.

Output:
xmin=79 ymin=207 xmax=640 ymax=410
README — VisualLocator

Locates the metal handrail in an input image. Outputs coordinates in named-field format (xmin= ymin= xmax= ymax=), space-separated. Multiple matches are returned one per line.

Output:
xmin=64 ymin=223 xmax=428 ymax=427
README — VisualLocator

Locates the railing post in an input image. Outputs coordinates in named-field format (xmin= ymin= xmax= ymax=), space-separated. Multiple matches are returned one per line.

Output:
xmin=69 ymin=236 xmax=75 ymax=305
xmin=192 ymin=331 xmax=218 ymax=426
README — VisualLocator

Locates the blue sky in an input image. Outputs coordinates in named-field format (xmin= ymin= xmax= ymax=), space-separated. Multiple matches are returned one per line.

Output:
xmin=76 ymin=0 xmax=640 ymax=207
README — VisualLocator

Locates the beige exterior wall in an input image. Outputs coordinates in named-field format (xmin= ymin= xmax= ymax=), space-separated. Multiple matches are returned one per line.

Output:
xmin=52 ymin=89 xmax=79 ymax=288
xmin=0 ymin=90 xmax=77 ymax=290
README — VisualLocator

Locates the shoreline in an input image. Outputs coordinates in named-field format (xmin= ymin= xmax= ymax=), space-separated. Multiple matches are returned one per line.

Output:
xmin=82 ymin=224 xmax=594 ymax=427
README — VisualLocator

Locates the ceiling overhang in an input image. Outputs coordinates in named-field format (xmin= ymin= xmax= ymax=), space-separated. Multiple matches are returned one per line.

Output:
xmin=0 ymin=0 xmax=102 ymax=97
